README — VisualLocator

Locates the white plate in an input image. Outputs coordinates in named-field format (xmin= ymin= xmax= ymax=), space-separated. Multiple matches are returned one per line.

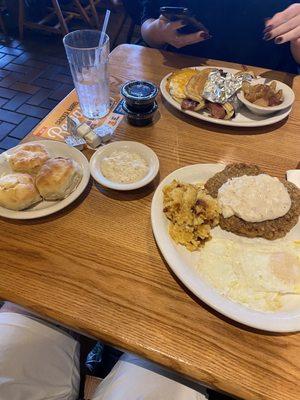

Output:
xmin=151 ymin=164 xmax=300 ymax=332
xmin=90 ymin=141 xmax=160 ymax=191
xmin=160 ymin=66 xmax=293 ymax=127
xmin=0 ymin=140 xmax=90 ymax=220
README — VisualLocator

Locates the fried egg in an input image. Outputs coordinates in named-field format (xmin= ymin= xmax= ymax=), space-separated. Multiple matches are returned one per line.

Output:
xmin=197 ymin=238 xmax=300 ymax=311
xmin=167 ymin=68 xmax=199 ymax=101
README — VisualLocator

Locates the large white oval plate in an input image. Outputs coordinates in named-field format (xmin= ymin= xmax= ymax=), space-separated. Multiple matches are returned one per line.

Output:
xmin=160 ymin=66 xmax=293 ymax=127
xmin=151 ymin=164 xmax=300 ymax=332
xmin=0 ymin=140 xmax=90 ymax=220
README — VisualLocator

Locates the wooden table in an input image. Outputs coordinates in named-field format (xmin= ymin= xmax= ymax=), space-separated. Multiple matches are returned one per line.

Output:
xmin=1 ymin=44 xmax=300 ymax=400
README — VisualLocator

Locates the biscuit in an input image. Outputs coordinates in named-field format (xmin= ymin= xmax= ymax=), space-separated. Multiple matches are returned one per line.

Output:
xmin=8 ymin=142 xmax=50 ymax=175
xmin=0 ymin=173 xmax=41 ymax=211
xmin=36 ymin=157 xmax=82 ymax=201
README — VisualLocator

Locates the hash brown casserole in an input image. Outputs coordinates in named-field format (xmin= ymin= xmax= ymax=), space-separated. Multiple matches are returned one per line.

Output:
xmin=163 ymin=180 xmax=220 ymax=251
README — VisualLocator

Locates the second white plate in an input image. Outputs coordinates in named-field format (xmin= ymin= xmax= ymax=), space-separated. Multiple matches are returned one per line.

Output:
xmin=160 ymin=66 xmax=294 ymax=127
xmin=151 ymin=163 xmax=300 ymax=332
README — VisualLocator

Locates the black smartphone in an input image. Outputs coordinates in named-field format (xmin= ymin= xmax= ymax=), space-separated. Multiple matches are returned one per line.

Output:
xmin=160 ymin=6 xmax=208 ymax=35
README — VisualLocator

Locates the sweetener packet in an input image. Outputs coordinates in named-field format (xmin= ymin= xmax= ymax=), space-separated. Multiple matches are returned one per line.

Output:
xmin=65 ymin=134 xmax=86 ymax=150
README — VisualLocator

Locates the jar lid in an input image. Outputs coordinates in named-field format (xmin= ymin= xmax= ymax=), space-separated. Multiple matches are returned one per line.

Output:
xmin=121 ymin=80 xmax=158 ymax=103
xmin=122 ymin=100 xmax=158 ymax=117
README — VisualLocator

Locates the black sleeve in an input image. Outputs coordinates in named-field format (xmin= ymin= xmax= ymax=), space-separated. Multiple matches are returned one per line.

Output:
xmin=140 ymin=0 xmax=160 ymax=24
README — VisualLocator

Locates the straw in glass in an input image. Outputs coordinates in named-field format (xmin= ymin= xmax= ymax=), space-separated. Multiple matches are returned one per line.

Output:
xmin=95 ymin=9 xmax=111 ymax=67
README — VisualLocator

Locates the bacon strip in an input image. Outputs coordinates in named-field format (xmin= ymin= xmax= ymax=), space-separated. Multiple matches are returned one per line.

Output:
xmin=181 ymin=99 xmax=199 ymax=111
xmin=206 ymin=102 xmax=226 ymax=119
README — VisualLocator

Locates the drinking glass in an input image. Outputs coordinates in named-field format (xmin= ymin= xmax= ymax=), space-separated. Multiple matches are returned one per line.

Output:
xmin=63 ymin=30 xmax=110 ymax=119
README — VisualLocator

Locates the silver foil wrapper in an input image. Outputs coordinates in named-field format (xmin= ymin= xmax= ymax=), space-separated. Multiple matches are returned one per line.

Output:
xmin=203 ymin=69 xmax=253 ymax=104
xmin=67 ymin=115 xmax=81 ymax=135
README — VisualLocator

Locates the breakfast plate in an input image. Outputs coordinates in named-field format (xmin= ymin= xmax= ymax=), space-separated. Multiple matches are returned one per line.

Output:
xmin=0 ymin=140 xmax=90 ymax=220
xmin=151 ymin=164 xmax=300 ymax=332
xmin=160 ymin=66 xmax=294 ymax=127
xmin=90 ymin=141 xmax=159 ymax=191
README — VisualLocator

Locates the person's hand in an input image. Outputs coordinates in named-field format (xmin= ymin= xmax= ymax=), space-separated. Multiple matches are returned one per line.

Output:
xmin=264 ymin=3 xmax=300 ymax=45
xmin=157 ymin=15 xmax=211 ymax=49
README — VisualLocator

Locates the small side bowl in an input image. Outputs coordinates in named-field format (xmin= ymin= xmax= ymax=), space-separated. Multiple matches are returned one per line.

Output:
xmin=237 ymin=79 xmax=295 ymax=116
xmin=90 ymin=141 xmax=160 ymax=191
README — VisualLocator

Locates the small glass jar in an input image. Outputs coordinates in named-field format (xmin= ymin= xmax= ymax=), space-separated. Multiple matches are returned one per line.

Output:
xmin=122 ymin=100 xmax=158 ymax=127
xmin=121 ymin=80 xmax=158 ymax=111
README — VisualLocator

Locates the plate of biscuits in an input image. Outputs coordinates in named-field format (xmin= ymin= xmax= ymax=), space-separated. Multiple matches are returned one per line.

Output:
xmin=160 ymin=66 xmax=295 ymax=127
xmin=0 ymin=140 xmax=90 ymax=219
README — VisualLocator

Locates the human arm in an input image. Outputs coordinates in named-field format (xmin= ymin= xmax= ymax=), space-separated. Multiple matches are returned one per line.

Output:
xmin=264 ymin=3 xmax=300 ymax=65
xmin=141 ymin=15 xmax=210 ymax=49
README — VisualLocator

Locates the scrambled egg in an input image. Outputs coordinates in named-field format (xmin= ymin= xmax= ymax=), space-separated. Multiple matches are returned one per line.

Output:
xmin=163 ymin=180 xmax=220 ymax=251
xmin=197 ymin=238 xmax=300 ymax=311
xmin=167 ymin=68 xmax=199 ymax=102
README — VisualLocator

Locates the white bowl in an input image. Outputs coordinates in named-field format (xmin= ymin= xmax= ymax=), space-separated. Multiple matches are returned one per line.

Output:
xmin=237 ymin=79 xmax=295 ymax=116
xmin=90 ymin=141 xmax=160 ymax=191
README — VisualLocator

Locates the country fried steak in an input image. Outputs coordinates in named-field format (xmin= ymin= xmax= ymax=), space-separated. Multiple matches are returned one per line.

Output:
xmin=204 ymin=163 xmax=300 ymax=240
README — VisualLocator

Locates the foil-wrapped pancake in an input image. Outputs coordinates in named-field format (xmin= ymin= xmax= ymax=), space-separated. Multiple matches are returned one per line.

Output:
xmin=203 ymin=69 xmax=253 ymax=104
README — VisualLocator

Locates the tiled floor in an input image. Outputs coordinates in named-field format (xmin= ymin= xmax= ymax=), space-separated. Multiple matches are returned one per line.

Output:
xmin=0 ymin=7 xmax=140 ymax=153
xmin=0 ymin=35 xmax=73 ymax=152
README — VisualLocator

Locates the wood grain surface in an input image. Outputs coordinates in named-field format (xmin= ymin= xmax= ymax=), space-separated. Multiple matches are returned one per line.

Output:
xmin=1 ymin=44 xmax=300 ymax=400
